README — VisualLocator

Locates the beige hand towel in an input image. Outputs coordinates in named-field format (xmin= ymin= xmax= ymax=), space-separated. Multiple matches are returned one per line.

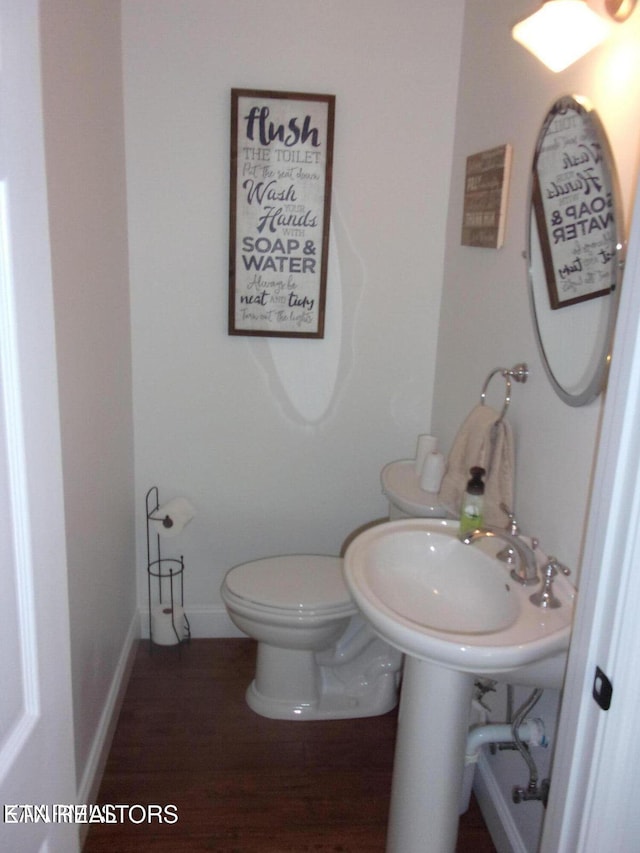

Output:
xmin=438 ymin=404 xmax=514 ymax=528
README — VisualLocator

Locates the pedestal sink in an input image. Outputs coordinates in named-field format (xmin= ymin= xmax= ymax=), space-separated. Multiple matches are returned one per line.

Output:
xmin=343 ymin=518 xmax=574 ymax=853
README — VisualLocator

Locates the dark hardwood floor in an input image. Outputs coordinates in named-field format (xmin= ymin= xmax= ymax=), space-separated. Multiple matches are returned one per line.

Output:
xmin=84 ymin=639 xmax=497 ymax=852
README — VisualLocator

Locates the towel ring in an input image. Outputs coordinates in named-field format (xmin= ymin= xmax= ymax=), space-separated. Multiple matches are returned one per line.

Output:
xmin=480 ymin=363 xmax=529 ymax=422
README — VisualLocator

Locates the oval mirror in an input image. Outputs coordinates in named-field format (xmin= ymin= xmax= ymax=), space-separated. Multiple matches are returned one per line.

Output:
xmin=528 ymin=95 xmax=625 ymax=406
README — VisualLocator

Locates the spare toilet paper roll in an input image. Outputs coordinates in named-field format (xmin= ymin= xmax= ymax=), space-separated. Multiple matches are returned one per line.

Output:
xmin=419 ymin=451 xmax=446 ymax=493
xmin=151 ymin=603 xmax=186 ymax=646
xmin=151 ymin=497 xmax=196 ymax=537
xmin=415 ymin=434 xmax=438 ymax=474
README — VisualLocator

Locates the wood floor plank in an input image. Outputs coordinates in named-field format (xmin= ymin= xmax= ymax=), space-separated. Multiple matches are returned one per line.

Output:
xmin=84 ymin=639 xmax=496 ymax=852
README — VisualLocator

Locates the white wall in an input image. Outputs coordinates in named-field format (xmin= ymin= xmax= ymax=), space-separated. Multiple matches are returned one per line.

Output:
xmin=434 ymin=0 xmax=640 ymax=574
xmin=122 ymin=0 xmax=465 ymax=630
xmin=433 ymin=2 xmax=640 ymax=849
xmin=40 ymin=0 xmax=136 ymax=793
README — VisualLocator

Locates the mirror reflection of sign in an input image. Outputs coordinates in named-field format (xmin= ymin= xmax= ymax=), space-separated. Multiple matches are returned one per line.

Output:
xmin=229 ymin=90 xmax=335 ymax=337
xmin=533 ymin=98 xmax=618 ymax=310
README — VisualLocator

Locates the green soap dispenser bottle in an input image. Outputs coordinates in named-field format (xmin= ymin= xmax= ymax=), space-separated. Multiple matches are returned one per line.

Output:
xmin=459 ymin=466 xmax=486 ymax=538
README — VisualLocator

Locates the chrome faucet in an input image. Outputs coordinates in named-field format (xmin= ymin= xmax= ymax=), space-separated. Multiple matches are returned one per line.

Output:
xmin=461 ymin=527 xmax=539 ymax=586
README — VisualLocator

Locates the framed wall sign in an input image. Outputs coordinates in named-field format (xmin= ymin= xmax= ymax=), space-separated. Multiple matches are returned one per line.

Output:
xmin=228 ymin=88 xmax=335 ymax=337
xmin=531 ymin=95 xmax=619 ymax=310
xmin=461 ymin=144 xmax=512 ymax=249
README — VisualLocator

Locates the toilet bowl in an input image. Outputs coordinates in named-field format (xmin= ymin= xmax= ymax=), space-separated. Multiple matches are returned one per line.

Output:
xmin=221 ymin=554 xmax=403 ymax=720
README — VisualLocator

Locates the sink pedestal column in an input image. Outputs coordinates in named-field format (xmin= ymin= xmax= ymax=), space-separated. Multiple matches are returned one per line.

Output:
xmin=386 ymin=657 xmax=474 ymax=853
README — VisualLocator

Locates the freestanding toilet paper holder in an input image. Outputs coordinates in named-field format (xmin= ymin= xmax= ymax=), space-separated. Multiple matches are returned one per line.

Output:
xmin=146 ymin=486 xmax=191 ymax=649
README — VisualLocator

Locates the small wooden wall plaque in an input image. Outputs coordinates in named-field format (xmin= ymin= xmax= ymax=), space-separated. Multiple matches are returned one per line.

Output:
xmin=461 ymin=144 xmax=513 ymax=250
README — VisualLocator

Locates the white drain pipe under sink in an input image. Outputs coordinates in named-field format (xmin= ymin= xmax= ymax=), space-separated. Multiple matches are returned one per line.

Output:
xmin=460 ymin=718 xmax=548 ymax=814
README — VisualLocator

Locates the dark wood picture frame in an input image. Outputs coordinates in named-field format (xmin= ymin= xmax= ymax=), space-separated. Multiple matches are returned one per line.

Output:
xmin=228 ymin=88 xmax=335 ymax=337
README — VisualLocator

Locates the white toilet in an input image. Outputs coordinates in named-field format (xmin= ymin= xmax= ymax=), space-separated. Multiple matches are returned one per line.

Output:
xmin=381 ymin=459 xmax=453 ymax=520
xmin=221 ymin=459 xmax=452 ymax=721
xmin=221 ymin=553 xmax=403 ymax=720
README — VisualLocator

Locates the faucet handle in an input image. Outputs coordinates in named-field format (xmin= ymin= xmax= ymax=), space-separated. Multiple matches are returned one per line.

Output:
xmin=529 ymin=557 xmax=570 ymax=609
xmin=545 ymin=556 xmax=571 ymax=577
xmin=500 ymin=503 xmax=519 ymax=535
xmin=496 ymin=504 xmax=519 ymax=565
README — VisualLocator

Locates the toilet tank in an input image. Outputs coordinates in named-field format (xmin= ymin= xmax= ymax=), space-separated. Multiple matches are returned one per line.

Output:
xmin=381 ymin=460 xmax=454 ymax=520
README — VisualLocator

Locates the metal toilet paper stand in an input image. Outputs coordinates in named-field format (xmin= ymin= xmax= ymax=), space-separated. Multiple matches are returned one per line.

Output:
xmin=146 ymin=486 xmax=191 ymax=649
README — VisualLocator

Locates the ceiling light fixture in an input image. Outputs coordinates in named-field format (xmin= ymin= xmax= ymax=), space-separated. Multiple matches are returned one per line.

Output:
xmin=512 ymin=0 xmax=637 ymax=73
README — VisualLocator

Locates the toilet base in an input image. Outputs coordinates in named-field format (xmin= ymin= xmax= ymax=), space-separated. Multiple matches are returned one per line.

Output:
xmin=246 ymin=669 xmax=400 ymax=720
xmin=246 ymin=616 xmax=403 ymax=720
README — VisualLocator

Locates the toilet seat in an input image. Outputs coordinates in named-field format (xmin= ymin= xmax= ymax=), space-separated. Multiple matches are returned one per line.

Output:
xmin=223 ymin=555 xmax=356 ymax=620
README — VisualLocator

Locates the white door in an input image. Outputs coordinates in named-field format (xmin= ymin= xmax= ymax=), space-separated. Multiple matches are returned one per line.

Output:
xmin=540 ymin=159 xmax=640 ymax=847
xmin=0 ymin=3 xmax=78 ymax=851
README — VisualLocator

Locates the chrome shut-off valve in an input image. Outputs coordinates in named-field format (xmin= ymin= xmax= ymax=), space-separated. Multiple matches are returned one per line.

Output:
xmin=513 ymin=777 xmax=550 ymax=806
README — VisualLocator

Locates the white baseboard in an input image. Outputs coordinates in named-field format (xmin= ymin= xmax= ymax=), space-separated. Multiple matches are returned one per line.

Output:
xmin=76 ymin=609 xmax=140 ymax=845
xmin=474 ymin=753 xmax=530 ymax=853
xmin=139 ymin=603 xmax=245 ymax=639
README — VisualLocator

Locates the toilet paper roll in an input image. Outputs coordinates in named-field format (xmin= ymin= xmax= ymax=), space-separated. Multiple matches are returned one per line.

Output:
xmin=151 ymin=603 xmax=186 ymax=646
xmin=151 ymin=497 xmax=196 ymax=538
xmin=415 ymin=434 xmax=438 ymax=474
xmin=419 ymin=451 xmax=446 ymax=493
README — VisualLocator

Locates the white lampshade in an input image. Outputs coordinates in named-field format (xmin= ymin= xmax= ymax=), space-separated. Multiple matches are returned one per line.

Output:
xmin=512 ymin=0 xmax=612 ymax=72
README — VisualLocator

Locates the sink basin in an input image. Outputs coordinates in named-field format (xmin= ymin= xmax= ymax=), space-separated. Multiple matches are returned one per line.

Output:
xmin=343 ymin=518 xmax=575 ymax=682
xmin=362 ymin=524 xmax=518 ymax=634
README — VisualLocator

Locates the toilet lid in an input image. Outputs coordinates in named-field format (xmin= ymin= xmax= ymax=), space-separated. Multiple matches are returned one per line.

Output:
xmin=224 ymin=555 xmax=351 ymax=612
